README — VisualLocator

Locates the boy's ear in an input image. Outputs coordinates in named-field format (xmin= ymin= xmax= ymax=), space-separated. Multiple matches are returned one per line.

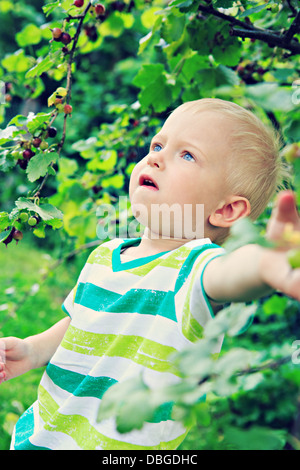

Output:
xmin=209 ymin=196 xmax=251 ymax=228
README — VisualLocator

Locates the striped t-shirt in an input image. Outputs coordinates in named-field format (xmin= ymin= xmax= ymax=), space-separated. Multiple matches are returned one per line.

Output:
xmin=11 ymin=237 xmax=224 ymax=450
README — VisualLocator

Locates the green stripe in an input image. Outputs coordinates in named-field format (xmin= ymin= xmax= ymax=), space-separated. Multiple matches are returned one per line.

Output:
xmin=181 ymin=251 xmax=215 ymax=342
xmin=44 ymin=411 xmax=187 ymax=450
xmin=87 ymin=245 xmax=112 ymax=267
xmin=39 ymin=385 xmax=186 ymax=450
xmin=160 ymin=246 xmax=191 ymax=269
xmin=125 ymin=257 xmax=168 ymax=276
xmin=61 ymin=325 xmax=179 ymax=375
xmin=75 ymin=282 xmax=177 ymax=321
xmin=38 ymin=384 xmax=59 ymax=422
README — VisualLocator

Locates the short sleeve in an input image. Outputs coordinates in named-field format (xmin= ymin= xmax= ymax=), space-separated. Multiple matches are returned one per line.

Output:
xmin=61 ymin=287 xmax=76 ymax=318
xmin=175 ymin=245 xmax=225 ymax=348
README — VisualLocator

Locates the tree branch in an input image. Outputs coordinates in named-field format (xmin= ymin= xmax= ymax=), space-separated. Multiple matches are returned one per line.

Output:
xmin=198 ymin=2 xmax=300 ymax=55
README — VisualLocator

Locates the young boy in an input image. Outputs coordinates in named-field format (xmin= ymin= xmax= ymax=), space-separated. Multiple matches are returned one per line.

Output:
xmin=1 ymin=98 xmax=300 ymax=450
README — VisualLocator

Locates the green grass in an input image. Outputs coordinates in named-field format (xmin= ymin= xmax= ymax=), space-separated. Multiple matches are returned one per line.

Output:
xmin=0 ymin=237 xmax=90 ymax=450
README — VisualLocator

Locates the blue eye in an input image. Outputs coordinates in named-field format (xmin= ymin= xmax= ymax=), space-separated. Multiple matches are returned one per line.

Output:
xmin=183 ymin=152 xmax=195 ymax=162
xmin=153 ymin=144 xmax=162 ymax=152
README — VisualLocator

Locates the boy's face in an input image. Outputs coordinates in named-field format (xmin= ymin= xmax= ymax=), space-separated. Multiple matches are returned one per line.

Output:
xmin=129 ymin=108 xmax=232 ymax=239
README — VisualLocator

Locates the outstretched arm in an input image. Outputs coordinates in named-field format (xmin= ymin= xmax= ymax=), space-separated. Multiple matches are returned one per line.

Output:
xmin=203 ymin=191 xmax=300 ymax=304
xmin=0 ymin=317 xmax=70 ymax=384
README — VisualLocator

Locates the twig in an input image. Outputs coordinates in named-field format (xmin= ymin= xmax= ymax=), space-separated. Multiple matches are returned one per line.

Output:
xmin=286 ymin=0 xmax=298 ymax=17
xmin=33 ymin=3 xmax=92 ymax=198
xmin=236 ymin=355 xmax=291 ymax=376
xmin=197 ymin=2 xmax=300 ymax=55
xmin=283 ymin=10 xmax=300 ymax=44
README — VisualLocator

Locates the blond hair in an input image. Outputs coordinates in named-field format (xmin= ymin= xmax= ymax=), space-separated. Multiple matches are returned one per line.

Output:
xmin=174 ymin=98 xmax=288 ymax=221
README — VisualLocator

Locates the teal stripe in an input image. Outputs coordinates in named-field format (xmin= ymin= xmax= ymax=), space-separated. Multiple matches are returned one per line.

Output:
xmin=46 ymin=363 xmax=174 ymax=423
xmin=46 ymin=363 xmax=117 ymax=399
xmin=14 ymin=405 xmax=50 ymax=450
xmin=75 ymin=282 xmax=120 ymax=311
xmin=75 ymin=282 xmax=177 ymax=322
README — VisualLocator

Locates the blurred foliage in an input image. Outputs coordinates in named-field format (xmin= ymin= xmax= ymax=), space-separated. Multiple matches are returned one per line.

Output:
xmin=0 ymin=0 xmax=300 ymax=450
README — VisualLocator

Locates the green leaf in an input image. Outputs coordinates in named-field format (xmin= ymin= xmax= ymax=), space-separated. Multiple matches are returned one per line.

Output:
xmin=0 ymin=212 xmax=10 ymax=231
xmin=139 ymin=75 xmax=173 ymax=113
xmin=15 ymin=198 xmax=63 ymax=221
xmin=26 ymin=52 xmax=61 ymax=79
xmin=204 ymin=303 xmax=257 ymax=338
xmin=16 ymin=24 xmax=42 ymax=47
xmin=42 ymin=1 xmax=60 ymax=16
xmin=1 ymin=49 xmax=35 ymax=73
xmin=0 ymin=126 xmax=18 ymax=145
xmin=223 ymin=217 xmax=273 ymax=252
xmin=0 ymin=151 xmax=16 ymax=172
xmin=26 ymin=112 xmax=52 ymax=134
xmin=26 ymin=152 xmax=58 ymax=182
xmin=245 ymin=83 xmax=296 ymax=112
xmin=161 ymin=14 xmax=186 ymax=43
xmin=0 ymin=229 xmax=11 ymax=243
xmin=101 ymin=174 xmax=124 ymax=189
xmin=224 ymin=426 xmax=286 ymax=450
xmin=132 ymin=64 xmax=165 ymax=89
xmin=48 ymin=87 xmax=67 ymax=107
xmin=262 ymin=294 xmax=288 ymax=316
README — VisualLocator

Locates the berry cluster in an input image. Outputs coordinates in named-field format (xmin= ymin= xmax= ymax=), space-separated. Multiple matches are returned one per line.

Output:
xmin=14 ymin=126 xmax=57 ymax=170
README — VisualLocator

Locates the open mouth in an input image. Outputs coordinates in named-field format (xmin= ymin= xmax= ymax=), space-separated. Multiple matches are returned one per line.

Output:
xmin=139 ymin=175 xmax=159 ymax=190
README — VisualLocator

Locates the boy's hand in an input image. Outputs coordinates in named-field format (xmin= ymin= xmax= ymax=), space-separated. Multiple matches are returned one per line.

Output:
xmin=203 ymin=191 xmax=300 ymax=304
xmin=0 ymin=337 xmax=36 ymax=384
xmin=261 ymin=190 xmax=300 ymax=301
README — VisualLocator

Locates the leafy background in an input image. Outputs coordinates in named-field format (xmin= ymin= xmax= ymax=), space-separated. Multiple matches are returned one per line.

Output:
xmin=0 ymin=0 xmax=300 ymax=450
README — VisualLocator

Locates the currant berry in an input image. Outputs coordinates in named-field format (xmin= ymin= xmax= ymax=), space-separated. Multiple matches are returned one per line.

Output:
xmin=3 ymin=229 xmax=14 ymax=247
xmin=12 ymin=230 xmax=23 ymax=244
xmin=32 ymin=137 xmax=42 ymax=148
xmin=40 ymin=141 xmax=49 ymax=150
xmin=95 ymin=3 xmax=106 ymax=16
xmin=52 ymin=28 xmax=63 ymax=41
xmin=28 ymin=216 xmax=38 ymax=227
xmin=17 ymin=159 xmax=28 ymax=170
xmin=64 ymin=104 xmax=73 ymax=115
xmin=60 ymin=32 xmax=72 ymax=45
xmin=19 ymin=212 xmax=29 ymax=223
xmin=74 ymin=0 xmax=84 ymax=7
xmin=47 ymin=127 xmax=57 ymax=138
xmin=22 ymin=149 xmax=35 ymax=160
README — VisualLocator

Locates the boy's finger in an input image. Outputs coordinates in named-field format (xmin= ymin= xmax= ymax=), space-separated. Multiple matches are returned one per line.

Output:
xmin=0 ymin=340 xmax=6 ymax=364
xmin=274 ymin=191 xmax=300 ymax=225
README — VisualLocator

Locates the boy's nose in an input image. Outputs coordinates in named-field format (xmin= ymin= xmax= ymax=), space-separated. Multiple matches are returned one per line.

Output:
xmin=147 ymin=151 xmax=166 ymax=170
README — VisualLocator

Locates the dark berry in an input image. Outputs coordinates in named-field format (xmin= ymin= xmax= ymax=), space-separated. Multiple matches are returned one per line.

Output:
xmin=60 ymin=32 xmax=72 ymax=45
xmin=112 ymin=1 xmax=125 ymax=12
xmin=22 ymin=149 xmax=35 ymax=160
xmin=32 ymin=137 xmax=42 ymax=148
xmin=47 ymin=127 xmax=57 ymax=138
xmin=17 ymin=159 xmax=28 ymax=170
xmin=74 ymin=0 xmax=84 ymax=7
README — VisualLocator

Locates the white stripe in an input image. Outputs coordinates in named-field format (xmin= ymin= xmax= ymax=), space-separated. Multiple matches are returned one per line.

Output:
xmin=44 ymin=350 xmax=181 ymax=391
xmin=70 ymin=308 xmax=191 ymax=350
xmin=84 ymin=263 xmax=179 ymax=294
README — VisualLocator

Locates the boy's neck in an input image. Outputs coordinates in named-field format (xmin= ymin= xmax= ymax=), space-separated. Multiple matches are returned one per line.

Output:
xmin=125 ymin=228 xmax=195 ymax=258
